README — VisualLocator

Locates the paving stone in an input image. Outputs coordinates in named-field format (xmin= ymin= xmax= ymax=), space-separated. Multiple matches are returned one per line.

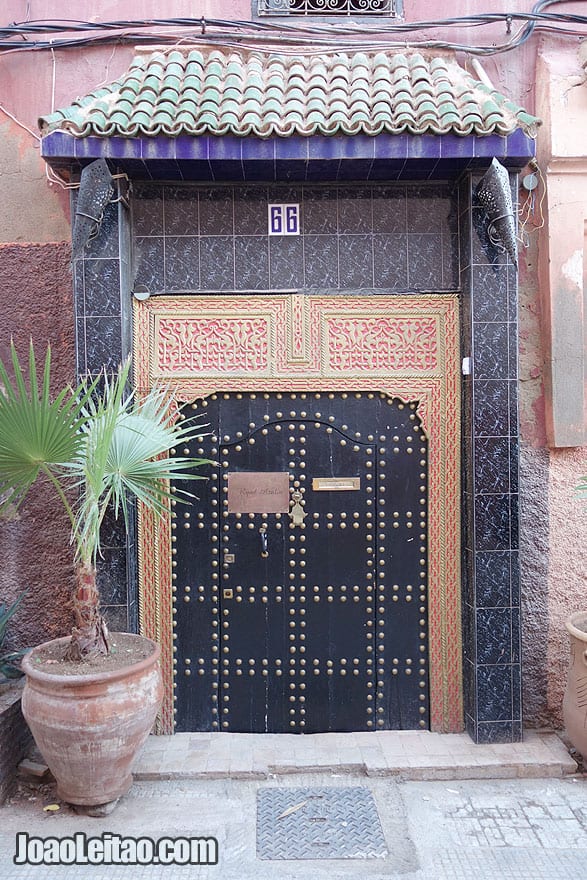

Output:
xmin=133 ymin=730 xmax=576 ymax=782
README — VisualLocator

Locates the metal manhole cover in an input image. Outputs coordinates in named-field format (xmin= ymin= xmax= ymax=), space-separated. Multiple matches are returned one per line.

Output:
xmin=256 ymin=787 xmax=388 ymax=860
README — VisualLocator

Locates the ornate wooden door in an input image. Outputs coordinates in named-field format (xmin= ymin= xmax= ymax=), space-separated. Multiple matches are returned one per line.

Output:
xmin=173 ymin=391 xmax=428 ymax=733
xmin=135 ymin=292 xmax=462 ymax=734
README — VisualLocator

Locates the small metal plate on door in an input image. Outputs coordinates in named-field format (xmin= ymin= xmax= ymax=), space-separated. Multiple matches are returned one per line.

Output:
xmin=312 ymin=477 xmax=360 ymax=491
xmin=227 ymin=472 xmax=290 ymax=513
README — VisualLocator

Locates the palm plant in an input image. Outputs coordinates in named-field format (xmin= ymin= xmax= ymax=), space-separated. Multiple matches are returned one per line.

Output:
xmin=0 ymin=342 xmax=211 ymax=662
xmin=0 ymin=592 xmax=27 ymax=680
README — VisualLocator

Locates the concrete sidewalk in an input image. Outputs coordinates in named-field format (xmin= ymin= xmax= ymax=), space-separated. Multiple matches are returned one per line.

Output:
xmin=1 ymin=731 xmax=584 ymax=880
xmin=2 ymin=772 xmax=586 ymax=880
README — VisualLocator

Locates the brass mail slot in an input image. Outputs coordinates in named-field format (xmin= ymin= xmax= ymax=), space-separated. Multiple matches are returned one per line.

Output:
xmin=312 ymin=477 xmax=361 ymax=491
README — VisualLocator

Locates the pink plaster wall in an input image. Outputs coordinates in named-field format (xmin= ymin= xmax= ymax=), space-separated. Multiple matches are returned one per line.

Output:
xmin=546 ymin=448 xmax=587 ymax=727
xmin=533 ymin=46 xmax=587 ymax=726
xmin=0 ymin=0 xmax=546 ymax=137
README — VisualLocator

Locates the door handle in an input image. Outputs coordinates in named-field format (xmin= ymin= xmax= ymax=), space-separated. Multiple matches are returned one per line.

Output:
xmin=259 ymin=524 xmax=269 ymax=558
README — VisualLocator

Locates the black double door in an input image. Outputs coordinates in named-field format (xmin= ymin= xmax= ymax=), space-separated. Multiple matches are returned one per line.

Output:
xmin=174 ymin=391 xmax=429 ymax=733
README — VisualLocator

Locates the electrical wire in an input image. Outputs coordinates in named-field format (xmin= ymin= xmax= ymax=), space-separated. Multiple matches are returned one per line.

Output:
xmin=0 ymin=102 xmax=40 ymax=140
xmin=0 ymin=102 xmax=77 ymax=189
xmin=0 ymin=2 xmax=584 ymax=56
xmin=518 ymin=161 xmax=546 ymax=246
xmin=50 ymin=46 xmax=56 ymax=113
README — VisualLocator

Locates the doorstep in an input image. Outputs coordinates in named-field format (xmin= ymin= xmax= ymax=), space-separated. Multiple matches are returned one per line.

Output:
xmin=133 ymin=730 xmax=577 ymax=782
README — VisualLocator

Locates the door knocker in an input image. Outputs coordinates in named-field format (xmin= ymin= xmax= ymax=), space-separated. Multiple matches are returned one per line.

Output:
xmin=288 ymin=490 xmax=306 ymax=527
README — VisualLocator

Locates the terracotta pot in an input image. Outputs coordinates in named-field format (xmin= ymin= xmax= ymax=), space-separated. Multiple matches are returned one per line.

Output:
xmin=21 ymin=634 xmax=162 ymax=806
xmin=563 ymin=612 xmax=587 ymax=759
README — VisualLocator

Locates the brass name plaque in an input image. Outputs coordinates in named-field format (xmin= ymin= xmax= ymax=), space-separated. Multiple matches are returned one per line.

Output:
xmin=312 ymin=477 xmax=361 ymax=491
xmin=227 ymin=472 xmax=290 ymax=513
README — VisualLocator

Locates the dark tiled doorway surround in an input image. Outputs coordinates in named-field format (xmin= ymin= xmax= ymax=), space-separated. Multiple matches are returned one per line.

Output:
xmin=73 ymin=176 xmax=521 ymax=744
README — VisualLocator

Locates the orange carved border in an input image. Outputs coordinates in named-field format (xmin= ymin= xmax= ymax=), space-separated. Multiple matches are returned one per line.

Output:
xmin=134 ymin=294 xmax=461 ymax=734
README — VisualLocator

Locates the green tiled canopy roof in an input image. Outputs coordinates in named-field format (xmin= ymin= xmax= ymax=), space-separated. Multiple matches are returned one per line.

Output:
xmin=39 ymin=48 xmax=540 ymax=140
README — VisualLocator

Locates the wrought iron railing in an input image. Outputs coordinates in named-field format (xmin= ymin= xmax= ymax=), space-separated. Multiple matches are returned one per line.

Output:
xmin=257 ymin=0 xmax=396 ymax=16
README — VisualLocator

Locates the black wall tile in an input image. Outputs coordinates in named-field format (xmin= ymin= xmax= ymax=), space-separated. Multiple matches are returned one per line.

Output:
xmin=476 ymin=609 xmax=512 ymax=664
xmin=234 ymin=186 xmax=270 ymax=235
xmin=507 ymin=266 xmax=518 ymax=321
xmin=133 ymin=236 xmax=165 ymax=293
xmin=302 ymin=187 xmax=338 ymax=234
xmin=465 ymin=713 xmax=477 ymax=740
xmin=269 ymin=236 xmax=304 ymax=289
xmin=199 ymin=236 xmax=235 ymax=290
xmin=474 ymin=436 xmax=510 ymax=494
xmin=132 ymin=184 xmax=164 ymax=236
xmin=83 ymin=259 xmax=121 ymax=317
xmin=338 ymin=235 xmax=374 ymax=288
xmin=163 ymin=187 xmax=199 ymax=236
xmin=268 ymin=184 xmax=303 ymax=204
xmin=509 ymin=438 xmax=520 ymax=493
xmin=84 ymin=202 xmax=120 ymax=258
xmin=462 ymin=600 xmax=476 ymax=663
xmin=407 ymin=233 xmax=443 ymax=289
xmin=235 ymin=236 xmax=270 ymax=290
xmin=508 ymin=380 xmax=519 ymax=437
xmin=477 ymin=665 xmax=513 ymax=722
xmin=463 ymin=658 xmax=477 ymax=722
xmin=304 ymin=234 xmax=339 ymax=288
xmin=406 ymin=185 xmax=456 ymax=233
xmin=96 ymin=545 xmax=129 ymax=606
xmin=71 ymin=198 xmax=136 ymax=637
xmin=510 ymin=551 xmax=520 ymax=606
xmin=442 ymin=233 xmax=460 ymax=289
xmin=74 ymin=261 xmax=85 ymax=315
xmin=474 ymin=493 xmax=512 ymax=552
xmin=473 ymin=381 xmax=509 ymax=437
xmin=473 ymin=322 xmax=509 ymax=380
xmin=85 ymin=316 xmax=122 ymax=373
xmin=462 ymin=167 xmax=521 ymax=742
xmin=338 ymin=187 xmax=373 ymax=233
xmin=476 ymin=552 xmax=512 ymax=607
xmin=511 ymin=611 xmax=521 ymax=664
xmin=75 ymin=317 xmax=86 ymax=376
xmin=462 ymin=549 xmax=475 ymax=609
xmin=463 ymin=490 xmax=475 ymax=551
xmin=199 ymin=188 xmax=234 ymax=235
xmin=471 ymin=265 xmax=509 ymax=322
xmin=165 ymin=236 xmax=200 ymax=291
xmin=372 ymin=187 xmax=407 ymax=233
xmin=512 ymin=663 xmax=522 ymax=717
xmin=100 ymin=509 xmax=129 ymax=548
xmin=509 ymin=493 xmax=519 ymax=549
xmin=508 ymin=321 xmax=519 ymax=380
xmin=373 ymin=234 xmax=409 ymax=289
xmin=475 ymin=720 xmax=516 ymax=743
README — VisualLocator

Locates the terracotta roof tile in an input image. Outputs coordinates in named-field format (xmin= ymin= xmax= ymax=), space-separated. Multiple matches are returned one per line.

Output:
xmin=39 ymin=48 xmax=540 ymax=139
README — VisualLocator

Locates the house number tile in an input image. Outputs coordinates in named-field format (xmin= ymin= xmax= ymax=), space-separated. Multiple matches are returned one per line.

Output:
xmin=268 ymin=204 xmax=300 ymax=236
